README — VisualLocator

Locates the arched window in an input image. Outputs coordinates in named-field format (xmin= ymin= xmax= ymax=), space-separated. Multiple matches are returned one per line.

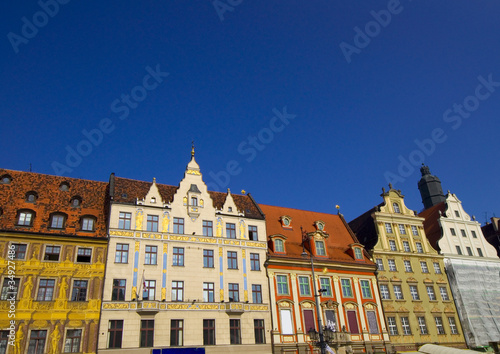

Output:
xmin=59 ymin=182 xmax=70 ymax=191
xmin=71 ymin=196 xmax=82 ymax=207
xmin=0 ymin=174 xmax=12 ymax=184
xmin=393 ymin=203 xmax=401 ymax=213
xmin=26 ymin=191 xmax=38 ymax=203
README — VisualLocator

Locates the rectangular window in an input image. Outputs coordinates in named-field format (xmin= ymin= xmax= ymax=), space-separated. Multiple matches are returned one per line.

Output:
xmin=315 ymin=240 xmax=326 ymax=256
xmin=250 ymin=253 xmax=260 ymax=271
xmin=376 ymin=258 xmax=384 ymax=270
xmin=276 ymin=275 xmax=289 ymax=295
xmin=145 ymin=245 xmax=158 ymax=265
xmin=477 ymin=248 xmax=484 ymax=257
xmin=389 ymin=240 xmax=397 ymax=251
xmin=466 ymin=247 xmax=473 ymax=256
xmin=471 ymin=230 xmax=477 ymax=238
xmin=227 ymin=251 xmax=238 ymax=269
xmin=203 ymin=220 xmax=213 ymax=236
xmin=388 ymin=259 xmax=397 ymax=271
xmin=304 ymin=309 xmax=316 ymax=332
xmin=399 ymin=224 xmax=406 ymax=235
xmin=254 ymin=319 xmax=265 ymax=344
xmin=298 ymin=276 xmax=311 ymax=296
xmin=170 ymin=320 xmax=183 ymax=346
xmin=455 ymin=210 xmax=460 ymax=217
xmin=64 ymin=329 xmax=82 ymax=353
xmin=173 ymin=218 xmax=184 ymax=234
xmin=28 ymin=330 xmax=47 ymax=353
xmin=420 ymin=261 xmax=429 ymax=273
xmin=140 ymin=320 xmax=154 ymax=348
xmin=410 ymin=285 xmax=420 ymax=300
xmin=380 ymin=284 xmax=390 ymax=299
xmin=118 ymin=212 xmax=131 ymax=230
xmin=404 ymin=260 xmax=413 ymax=272
xmin=280 ymin=309 xmax=294 ymax=334
xmin=11 ymin=243 xmax=27 ymax=260
xmin=112 ymin=279 xmax=126 ymax=301
xmin=18 ymin=211 xmax=33 ymax=226
xmin=341 ymin=279 xmax=353 ymax=297
xmin=320 ymin=278 xmax=332 ymax=296
xmin=385 ymin=223 xmax=393 ymax=233
xmin=173 ymin=247 xmax=184 ymax=266
xmin=439 ymin=287 xmax=449 ymax=301
xmin=387 ymin=317 xmax=398 ymax=335
xmin=427 ymin=286 xmax=436 ymax=301
xmin=456 ymin=246 xmax=462 ymax=255
xmin=360 ymin=280 xmax=372 ymax=298
xmin=460 ymin=229 xmax=467 ymax=237
xmin=401 ymin=316 xmax=411 ymax=335
xmin=44 ymin=245 xmax=60 ymax=261
xmin=433 ymin=262 xmax=442 ymax=274
xmin=115 ymin=244 xmax=129 ymax=263
xmin=203 ymin=249 xmax=214 ymax=268
xmin=108 ymin=320 xmax=123 ymax=349
xmin=450 ymin=228 xmax=456 ymax=236
xmin=71 ymin=280 xmax=88 ymax=301
xmin=203 ymin=282 xmax=214 ymax=302
xmin=228 ymin=283 xmax=239 ymax=302
xmin=274 ymin=239 xmax=284 ymax=253
xmin=203 ymin=319 xmax=215 ymax=345
xmin=230 ymin=319 xmax=241 ymax=344
xmin=411 ymin=225 xmax=419 ymax=236
xmin=367 ymin=311 xmax=379 ymax=334
xmin=435 ymin=317 xmax=445 ymax=334
xmin=226 ymin=223 xmax=236 ymax=239
xmin=143 ymin=280 xmax=155 ymax=300
xmin=171 ymin=281 xmax=183 ymax=302
xmin=402 ymin=241 xmax=411 ymax=252
xmin=393 ymin=285 xmax=403 ymax=300
xmin=448 ymin=317 xmax=459 ymax=334
xmin=347 ymin=311 xmax=360 ymax=334
xmin=76 ymin=248 xmax=92 ymax=263
xmin=81 ymin=217 xmax=95 ymax=231
xmin=146 ymin=215 xmax=158 ymax=232
xmin=37 ymin=279 xmax=55 ymax=301
xmin=0 ymin=331 xmax=8 ymax=354
xmin=418 ymin=316 xmax=428 ymax=334
xmin=51 ymin=214 xmax=65 ymax=228
xmin=1 ymin=277 xmax=20 ymax=300
xmin=325 ymin=310 xmax=338 ymax=331
xmin=248 ymin=225 xmax=258 ymax=241
xmin=416 ymin=242 xmax=423 ymax=253
xmin=252 ymin=284 xmax=262 ymax=303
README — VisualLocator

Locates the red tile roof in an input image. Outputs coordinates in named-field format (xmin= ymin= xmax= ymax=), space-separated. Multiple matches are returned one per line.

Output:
xmin=418 ymin=202 xmax=446 ymax=252
xmin=0 ymin=169 xmax=109 ymax=238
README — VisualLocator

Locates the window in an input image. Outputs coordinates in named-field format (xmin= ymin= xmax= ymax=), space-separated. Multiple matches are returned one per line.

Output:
xmin=416 ymin=242 xmax=423 ymax=253
xmin=393 ymin=285 xmax=403 ymax=299
xmin=230 ymin=319 xmax=241 ymax=344
xmin=143 ymin=280 xmax=155 ymax=300
xmin=471 ymin=230 xmax=477 ymax=238
xmin=226 ymin=223 xmax=236 ymax=239
xmin=115 ymin=244 xmax=129 ymax=263
xmin=1 ymin=277 xmax=20 ymax=300
xmin=418 ymin=316 xmax=428 ymax=334
xmin=404 ymin=260 xmax=413 ymax=272
xmin=276 ymin=275 xmax=289 ymax=295
xmin=320 ymin=278 xmax=332 ymax=297
xmin=71 ymin=280 xmax=88 ymax=301
xmin=252 ymin=284 xmax=262 ymax=303
xmin=227 ymin=251 xmax=237 ymax=269
xmin=37 ymin=279 xmax=55 ymax=301
xmin=274 ymin=239 xmax=284 ymax=253
xmin=146 ymin=215 xmax=158 ymax=232
xmin=112 ymin=279 xmax=126 ymax=301
xmin=389 ymin=240 xmax=397 ymax=251
xmin=388 ymin=259 xmax=397 ymax=271
xmin=71 ymin=196 xmax=81 ymax=207
xmin=454 ymin=210 xmax=460 ymax=217
xmin=203 ymin=319 xmax=215 ymax=345
xmin=248 ymin=225 xmax=258 ymax=241
xmin=118 ymin=212 xmax=131 ymax=229
xmin=170 ymin=320 xmax=183 ymax=346
xmin=191 ymin=196 xmax=198 ymax=206
xmin=403 ymin=241 xmax=411 ymax=252
xmin=0 ymin=174 xmax=12 ymax=184
xmin=466 ymin=247 xmax=473 ymax=256
xmin=171 ymin=281 xmax=183 ymax=302
xmin=401 ymin=317 xmax=411 ymax=335
xmin=477 ymin=248 xmax=484 ymax=257
xmin=17 ymin=210 xmax=34 ymax=226
xmin=450 ymin=228 xmax=456 ymax=236
xmin=203 ymin=282 xmax=214 ymax=302
xmin=376 ymin=258 xmax=384 ymax=270
xmin=76 ymin=248 xmax=92 ymax=263
xmin=228 ymin=283 xmax=239 ymax=302
xmin=315 ymin=240 xmax=326 ymax=256
xmin=347 ymin=311 xmax=360 ymax=334
xmin=460 ymin=229 xmax=467 ymax=237
xmin=439 ymin=287 xmax=449 ymax=301
xmin=81 ymin=216 xmax=95 ymax=231
xmin=420 ymin=261 xmax=429 ymax=273
xmin=341 ymin=279 xmax=353 ymax=297
xmin=28 ymin=330 xmax=47 ymax=353
xmin=173 ymin=217 xmax=184 ymax=234
xmin=435 ymin=317 xmax=445 ymax=334
xmin=360 ymin=280 xmax=372 ymax=298
xmin=426 ymin=286 xmax=436 ymax=301
xmin=385 ymin=223 xmax=393 ymax=233
xmin=399 ymin=224 xmax=406 ymax=235
xmin=433 ymin=262 xmax=442 ymax=274
xmin=387 ymin=317 xmax=398 ymax=335
xmin=250 ymin=253 xmax=260 ymax=271
xmin=280 ymin=309 xmax=294 ymax=334
xmin=367 ymin=311 xmax=379 ymax=334
xmin=393 ymin=203 xmax=401 ymax=213
xmin=172 ymin=247 xmax=184 ymax=266
xmin=203 ymin=220 xmax=213 ymax=236
xmin=254 ymin=319 xmax=265 ymax=344
xmin=64 ymin=329 xmax=82 ymax=353
xmin=145 ymin=245 xmax=158 ymax=265
xmin=298 ymin=276 xmax=311 ymax=296
xmin=448 ymin=317 xmax=459 ymax=334
xmin=50 ymin=214 xmax=66 ymax=228
xmin=354 ymin=247 xmax=363 ymax=259
xmin=380 ymin=284 xmax=390 ymax=299
xmin=411 ymin=225 xmax=419 ymax=236
xmin=456 ymin=246 xmax=462 ymax=255
xmin=203 ymin=249 xmax=214 ymax=268
xmin=140 ymin=320 xmax=154 ymax=347
xmin=108 ymin=320 xmax=123 ymax=349
xmin=410 ymin=285 xmax=420 ymax=300
xmin=44 ymin=245 xmax=60 ymax=261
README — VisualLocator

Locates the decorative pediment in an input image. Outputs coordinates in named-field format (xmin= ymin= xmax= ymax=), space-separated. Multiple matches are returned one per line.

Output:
xmin=222 ymin=189 xmax=238 ymax=214
xmin=436 ymin=278 xmax=447 ymax=284
xmin=300 ymin=300 xmax=315 ymax=308
xmin=321 ymin=300 xmax=339 ymax=309
xmin=343 ymin=302 xmax=358 ymax=309
xmin=430 ymin=307 xmax=441 ymax=313
xmin=444 ymin=305 xmax=455 ymax=313
xmin=378 ymin=276 xmax=389 ymax=282
xmin=363 ymin=302 xmax=377 ymax=310
xmin=423 ymin=278 xmax=434 ymax=284
xmin=384 ymin=304 xmax=396 ymax=312
xmin=141 ymin=178 xmax=163 ymax=206
xmin=390 ymin=276 xmax=402 ymax=282
xmin=413 ymin=304 xmax=425 ymax=313
xmin=398 ymin=306 xmax=409 ymax=313
xmin=278 ymin=300 xmax=294 ymax=308
xmin=406 ymin=277 xmax=418 ymax=283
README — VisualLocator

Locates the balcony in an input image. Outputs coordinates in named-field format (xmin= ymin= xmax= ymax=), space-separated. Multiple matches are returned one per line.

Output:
xmin=136 ymin=301 xmax=159 ymax=315
xmin=225 ymin=302 xmax=245 ymax=314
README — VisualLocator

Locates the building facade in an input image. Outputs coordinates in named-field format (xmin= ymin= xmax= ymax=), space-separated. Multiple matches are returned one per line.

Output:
xmin=481 ymin=217 xmax=500 ymax=259
xmin=260 ymin=204 xmax=390 ymax=354
xmin=0 ymin=169 xmax=109 ymax=354
xmin=98 ymin=152 xmax=272 ymax=353
xmin=349 ymin=186 xmax=466 ymax=351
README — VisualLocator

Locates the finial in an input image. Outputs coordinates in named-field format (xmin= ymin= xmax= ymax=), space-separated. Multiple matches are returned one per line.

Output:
xmin=335 ymin=205 xmax=340 ymax=215
xmin=153 ymin=177 xmax=156 ymax=183
xmin=388 ymin=183 xmax=393 ymax=189
xmin=191 ymin=141 xmax=195 ymax=157
xmin=241 ymin=190 xmax=246 ymax=195
xmin=382 ymin=187 xmax=386 ymax=193
xmin=227 ymin=188 xmax=231 ymax=194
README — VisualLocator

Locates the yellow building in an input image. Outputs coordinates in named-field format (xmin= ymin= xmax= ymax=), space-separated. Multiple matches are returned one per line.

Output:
xmin=349 ymin=186 xmax=466 ymax=352
xmin=0 ymin=169 xmax=109 ymax=353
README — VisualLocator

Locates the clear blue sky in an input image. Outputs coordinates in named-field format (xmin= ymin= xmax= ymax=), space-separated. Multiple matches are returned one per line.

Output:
xmin=1 ymin=1 xmax=499 ymax=223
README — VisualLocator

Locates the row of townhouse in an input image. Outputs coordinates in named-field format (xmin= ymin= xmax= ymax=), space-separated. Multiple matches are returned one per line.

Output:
xmin=0 ymin=153 xmax=497 ymax=353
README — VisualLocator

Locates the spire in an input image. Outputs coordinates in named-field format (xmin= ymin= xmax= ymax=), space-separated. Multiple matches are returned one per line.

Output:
xmin=191 ymin=140 xmax=195 ymax=158
xmin=418 ymin=164 xmax=445 ymax=210
xmin=186 ymin=142 xmax=200 ymax=175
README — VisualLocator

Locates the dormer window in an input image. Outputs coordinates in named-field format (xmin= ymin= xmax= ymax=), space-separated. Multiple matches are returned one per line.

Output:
xmin=59 ymin=182 xmax=70 ymax=191
xmin=354 ymin=248 xmax=363 ymax=260
xmin=191 ymin=197 xmax=198 ymax=206
xmin=71 ymin=196 xmax=82 ymax=207
xmin=315 ymin=240 xmax=326 ymax=256
xmin=81 ymin=216 xmax=96 ymax=231
xmin=275 ymin=239 xmax=285 ymax=253
xmin=280 ymin=216 xmax=292 ymax=228
xmin=228 ymin=207 xmax=233 ymax=212
xmin=316 ymin=221 xmax=325 ymax=231
xmin=151 ymin=197 xmax=156 ymax=204
xmin=393 ymin=203 xmax=401 ymax=213
xmin=26 ymin=191 xmax=38 ymax=203
xmin=1 ymin=174 xmax=12 ymax=184
xmin=17 ymin=210 xmax=34 ymax=226
xmin=50 ymin=213 xmax=67 ymax=229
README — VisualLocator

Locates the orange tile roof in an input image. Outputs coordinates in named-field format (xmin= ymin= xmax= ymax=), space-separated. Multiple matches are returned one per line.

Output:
xmin=418 ymin=202 xmax=446 ymax=252
xmin=0 ymin=169 xmax=109 ymax=238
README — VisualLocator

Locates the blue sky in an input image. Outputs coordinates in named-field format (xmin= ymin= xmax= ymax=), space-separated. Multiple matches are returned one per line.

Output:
xmin=1 ymin=1 xmax=499 ymax=223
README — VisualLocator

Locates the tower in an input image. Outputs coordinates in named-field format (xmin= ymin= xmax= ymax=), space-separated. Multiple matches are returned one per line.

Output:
xmin=418 ymin=164 xmax=445 ymax=210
